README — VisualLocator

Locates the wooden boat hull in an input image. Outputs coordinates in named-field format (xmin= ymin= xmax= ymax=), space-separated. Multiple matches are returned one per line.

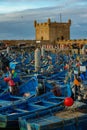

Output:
xmin=19 ymin=113 xmax=87 ymax=130
xmin=19 ymin=104 xmax=87 ymax=130
xmin=0 ymin=92 xmax=64 ymax=128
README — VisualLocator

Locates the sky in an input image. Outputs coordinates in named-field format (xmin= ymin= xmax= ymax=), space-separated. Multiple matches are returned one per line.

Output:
xmin=0 ymin=0 xmax=87 ymax=40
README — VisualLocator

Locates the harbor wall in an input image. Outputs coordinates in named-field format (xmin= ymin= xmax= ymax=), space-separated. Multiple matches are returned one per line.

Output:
xmin=0 ymin=39 xmax=87 ymax=54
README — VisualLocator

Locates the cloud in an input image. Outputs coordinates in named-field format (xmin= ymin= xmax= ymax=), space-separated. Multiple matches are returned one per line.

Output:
xmin=0 ymin=1 xmax=60 ymax=14
xmin=0 ymin=2 xmax=87 ymax=40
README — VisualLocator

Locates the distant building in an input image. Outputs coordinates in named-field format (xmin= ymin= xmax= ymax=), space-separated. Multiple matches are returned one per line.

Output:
xmin=34 ymin=18 xmax=71 ymax=42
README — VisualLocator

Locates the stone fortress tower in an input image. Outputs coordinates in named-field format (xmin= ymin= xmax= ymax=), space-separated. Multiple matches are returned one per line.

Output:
xmin=34 ymin=18 xmax=71 ymax=42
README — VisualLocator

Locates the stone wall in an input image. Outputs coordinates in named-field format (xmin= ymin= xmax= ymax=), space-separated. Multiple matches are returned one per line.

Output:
xmin=1 ymin=39 xmax=87 ymax=47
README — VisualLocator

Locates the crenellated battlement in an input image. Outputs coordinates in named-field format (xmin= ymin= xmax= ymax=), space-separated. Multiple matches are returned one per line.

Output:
xmin=34 ymin=18 xmax=71 ymax=27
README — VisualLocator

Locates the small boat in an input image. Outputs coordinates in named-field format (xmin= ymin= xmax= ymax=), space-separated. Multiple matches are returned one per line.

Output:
xmin=18 ymin=106 xmax=64 ymax=130
xmin=0 ymin=76 xmax=38 ymax=107
xmin=19 ymin=102 xmax=87 ymax=130
xmin=37 ymin=69 xmax=67 ymax=80
xmin=0 ymin=73 xmax=72 ymax=108
xmin=0 ymin=92 xmax=65 ymax=128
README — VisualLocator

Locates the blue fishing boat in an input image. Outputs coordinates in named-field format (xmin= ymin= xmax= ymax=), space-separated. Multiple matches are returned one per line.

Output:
xmin=0 ymin=70 xmax=73 ymax=108
xmin=0 ymin=76 xmax=38 ymax=107
xmin=19 ymin=102 xmax=87 ymax=130
xmin=0 ymin=92 xmax=65 ymax=128
xmin=1 ymin=47 xmax=87 ymax=130
xmin=37 ymin=69 xmax=67 ymax=80
xmin=18 ymin=106 xmax=64 ymax=130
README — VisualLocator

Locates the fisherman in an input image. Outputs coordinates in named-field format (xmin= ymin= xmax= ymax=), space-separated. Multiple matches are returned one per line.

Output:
xmin=72 ymin=75 xmax=81 ymax=100
xmin=51 ymin=82 xmax=61 ymax=96
xmin=7 ymin=76 xmax=16 ymax=95
xmin=8 ymin=69 xmax=21 ymax=95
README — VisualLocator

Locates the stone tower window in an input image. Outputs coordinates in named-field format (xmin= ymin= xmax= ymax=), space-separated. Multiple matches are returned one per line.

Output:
xmin=41 ymin=36 xmax=43 ymax=40
xmin=61 ymin=36 xmax=64 ymax=40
